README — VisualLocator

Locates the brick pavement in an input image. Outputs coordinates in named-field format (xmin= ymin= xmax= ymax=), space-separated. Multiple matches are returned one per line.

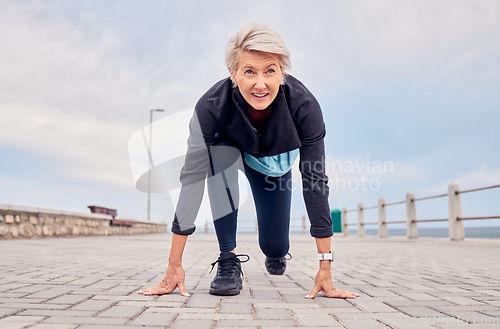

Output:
xmin=1 ymin=233 xmax=499 ymax=328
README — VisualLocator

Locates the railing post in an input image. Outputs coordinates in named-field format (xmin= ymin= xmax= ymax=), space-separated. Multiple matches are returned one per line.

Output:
xmin=302 ymin=214 xmax=306 ymax=234
xmin=406 ymin=191 xmax=418 ymax=238
xmin=448 ymin=182 xmax=464 ymax=241
xmin=357 ymin=203 xmax=365 ymax=237
xmin=342 ymin=206 xmax=349 ymax=237
xmin=204 ymin=218 xmax=208 ymax=234
xmin=378 ymin=198 xmax=388 ymax=238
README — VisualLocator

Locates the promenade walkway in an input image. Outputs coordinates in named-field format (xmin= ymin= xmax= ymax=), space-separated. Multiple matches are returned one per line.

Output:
xmin=1 ymin=233 xmax=499 ymax=329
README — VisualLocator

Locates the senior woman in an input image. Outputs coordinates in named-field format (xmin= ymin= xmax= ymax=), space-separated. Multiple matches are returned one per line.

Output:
xmin=138 ymin=23 xmax=359 ymax=299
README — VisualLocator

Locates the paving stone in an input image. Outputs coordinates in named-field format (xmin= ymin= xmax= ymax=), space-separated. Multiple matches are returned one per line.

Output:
xmin=70 ymin=299 xmax=116 ymax=311
xmin=1 ymin=233 xmax=500 ymax=329
xmin=333 ymin=313 xmax=391 ymax=329
xmin=17 ymin=309 xmax=96 ymax=317
xmin=255 ymin=308 xmax=293 ymax=320
xmin=29 ymin=324 xmax=78 ymax=329
xmin=218 ymin=301 xmax=253 ymax=313
xmin=351 ymin=299 xmax=399 ymax=313
xmin=171 ymin=319 xmax=214 ymax=329
xmin=0 ymin=308 xmax=21 ymax=318
xmin=215 ymin=319 xmax=298 ymax=327
xmin=292 ymin=309 xmax=344 ymax=327
xmin=41 ymin=316 xmax=128 ymax=325
xmin=440 ymin=295 xmax=487 ymax=306
xmin=130 ymin=311 xmax=177 ymax=326
xmin=0 ymin=315 xmax=45 ymax=329
xmin=45 ymin=294 xmax=92 ymax=305
xmin=97 ymin=305 xmax=143 ymax=318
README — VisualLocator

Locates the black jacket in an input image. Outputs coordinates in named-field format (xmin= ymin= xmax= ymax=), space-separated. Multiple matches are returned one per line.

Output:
xmin=172 ymin=75 xmax=333 ymax=238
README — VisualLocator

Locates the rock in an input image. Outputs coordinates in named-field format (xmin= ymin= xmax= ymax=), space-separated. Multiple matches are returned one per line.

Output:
xmin=23 ymin=223 xmax=35 ymax=238
xmin=29 ymin=216 xmax=38 ymax=225
xmin=5 ymin=215 xmax=14 ymax=224
xmin=15 ymin=215 xmax=21 ymax=223
xmin=0 ymin=226 xmax=9 ymax=236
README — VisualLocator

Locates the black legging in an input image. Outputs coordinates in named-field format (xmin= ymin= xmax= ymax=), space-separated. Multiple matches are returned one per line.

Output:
xmin=208 ymin=139 xmax=292 ymax=258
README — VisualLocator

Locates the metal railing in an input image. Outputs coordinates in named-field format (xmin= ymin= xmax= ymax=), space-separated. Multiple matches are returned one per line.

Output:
xmin=341 ymin=182 xmax=500 ymax=241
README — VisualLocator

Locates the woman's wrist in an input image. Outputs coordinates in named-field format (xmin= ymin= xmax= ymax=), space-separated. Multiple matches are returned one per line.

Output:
xmin=319 ymin=260 xmax=332 ymax=271
xmin=168 ymin=257 xmax=182 ymax=265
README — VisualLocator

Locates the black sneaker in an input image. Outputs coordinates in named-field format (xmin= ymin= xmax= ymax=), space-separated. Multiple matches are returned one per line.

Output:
xmin=209 ymin=252 xmax=249 ymax=296
xmin=265 ymin=253 xmax=292 ymax=275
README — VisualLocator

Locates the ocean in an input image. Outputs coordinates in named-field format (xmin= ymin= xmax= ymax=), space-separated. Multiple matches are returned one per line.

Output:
xmin=361 ymin=226 xmax=500 ymax=239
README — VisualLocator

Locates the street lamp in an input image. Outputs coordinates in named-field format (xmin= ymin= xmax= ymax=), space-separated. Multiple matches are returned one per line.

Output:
xmin=148 ymin=108 xmax=165 ymax=220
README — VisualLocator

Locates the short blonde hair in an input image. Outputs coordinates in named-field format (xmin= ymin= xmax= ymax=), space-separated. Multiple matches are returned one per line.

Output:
xmin=225 ymin=23 xmax=291 ymax=80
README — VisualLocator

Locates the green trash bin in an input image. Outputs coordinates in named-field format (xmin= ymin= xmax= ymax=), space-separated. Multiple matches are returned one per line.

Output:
xmin=330 ymin=209 xmax=342 ymax=233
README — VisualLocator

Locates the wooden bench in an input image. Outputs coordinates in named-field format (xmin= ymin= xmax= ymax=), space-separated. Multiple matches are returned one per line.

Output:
xmin=87 ymin=205 xmax=118 ymax=219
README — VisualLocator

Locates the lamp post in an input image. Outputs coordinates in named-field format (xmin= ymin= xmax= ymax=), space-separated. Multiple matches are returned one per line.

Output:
xmin=148 ymin=108 xmax=164 ymax=220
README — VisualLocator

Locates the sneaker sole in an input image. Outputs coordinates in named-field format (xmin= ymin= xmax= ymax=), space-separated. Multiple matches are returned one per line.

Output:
xmin=209 ymin=286 xmax=241 ymax=296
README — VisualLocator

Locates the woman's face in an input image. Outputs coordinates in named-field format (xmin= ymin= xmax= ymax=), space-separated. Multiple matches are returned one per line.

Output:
xmin=232 ymin=50 xmax=284 ymax=111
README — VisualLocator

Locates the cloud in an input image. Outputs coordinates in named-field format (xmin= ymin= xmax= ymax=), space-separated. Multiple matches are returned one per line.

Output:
xmin=454 ymin=165 xmax=500 ymax=190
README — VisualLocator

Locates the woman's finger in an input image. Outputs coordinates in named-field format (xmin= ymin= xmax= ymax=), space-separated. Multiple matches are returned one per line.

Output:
xmin=305 ymin=284 xmax=321 ymax=299
xmin=177 ymin=281 xmax=191 ymax=297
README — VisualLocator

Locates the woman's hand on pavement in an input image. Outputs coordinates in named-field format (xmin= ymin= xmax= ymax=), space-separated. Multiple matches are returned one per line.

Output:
xmin=137 ymin=262 xmax=190 ymax=297
xmin=306 ymin=266 xmax=360 ymax=299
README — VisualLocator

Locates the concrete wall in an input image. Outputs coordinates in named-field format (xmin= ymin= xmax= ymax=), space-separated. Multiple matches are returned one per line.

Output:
xmin=0 ymin=204 xmax=167 ymax=239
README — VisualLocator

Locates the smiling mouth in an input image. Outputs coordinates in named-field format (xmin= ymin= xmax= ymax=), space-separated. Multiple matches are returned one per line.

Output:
xmin=252 ymin=93 xmax=269 ymax=99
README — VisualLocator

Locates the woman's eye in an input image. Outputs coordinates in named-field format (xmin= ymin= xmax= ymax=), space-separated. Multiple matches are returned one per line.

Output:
xmin=267 ymin=69 xmax=275 ymax=74
xmin=245 ymin=70 xmax=253 ymax=74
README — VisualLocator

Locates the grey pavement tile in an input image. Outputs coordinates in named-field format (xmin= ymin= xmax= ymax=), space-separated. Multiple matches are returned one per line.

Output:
xmin=45 ymin=294 xmax=92 ymax=305
xmin=253 ymin=302 xmax=320 ymax=309
xmin=3 ymin=302 xmax=70 ymax=310
xmin=27 ymin=289 xmax=70 ymax=299
xmin=292 ymin=310 xmax=344 ymax=327
xmin=215 ymin=327 xmax=258 ymax=329
xmin=250 ymin=289 xmax=282 ymax=300
xmin=70 ymin=299 xmax=116 ymax=311
xmin=439 ymin=295 xmax=488 ymax=306
xmin=171 ymin=319 xmax=215 ymax=329
xmin=176 ymin=313 xmax=253 ymax=320
xmin=0 ymin=315 xmax=45 ymax=329
xmin=351 ymin=298 xmax=399 ymax=313
xmin=9 ymin=284 xmax=55 ymax=294
xmin=185 ymin=294 xmax=220 ymax=308
xmin=145 ymin=307 xmax=215 ymax=314
xmin=2 ymin=297 xmax=51 ymax=304
xmin=395 ymin=292 xmax=441 ymax=301
xmin=41 ymin=316 xmax=129 ymax=325
xmin=17 ymin=309 xmax=96 ymax=317
xmin=130 ymin=311 xmax=177 ymax=326
xmin=1 ymin=233 xmax=500 ymax=328
xmin=78 ymin=326 xmax=163 ymax=329
xmin=97 ymin=305 xmax=143 ymax=318
xmin=255 ymin=308 xmax=293 ymax=320
xmin=29 ymin=324 xmax=78 ymax=329
xmin=333 ymin=313 xmax=392 ymax=329
xmin=218 ymin=301 xmax=253 ymax=314
xmin=117 ymin=300 xmax=185 ymax=308
xmin=0 ymin=308 xmax=22 ymax=318
xmin=0 ymin=283 xmax=31 ymax=292
xmin=215 ymin=319 xmax=298 ymax=327
xmin=391 ymin=306 xmax=445 ymax=318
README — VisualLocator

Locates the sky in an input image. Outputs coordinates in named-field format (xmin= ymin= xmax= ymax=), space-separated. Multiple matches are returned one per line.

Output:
xmin=1 ymin=0 xmax=499 ymax=232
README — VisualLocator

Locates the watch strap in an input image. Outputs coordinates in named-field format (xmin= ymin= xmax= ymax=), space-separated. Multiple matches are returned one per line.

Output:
xmin=317 ymin=251 xmax=333 ymax=261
